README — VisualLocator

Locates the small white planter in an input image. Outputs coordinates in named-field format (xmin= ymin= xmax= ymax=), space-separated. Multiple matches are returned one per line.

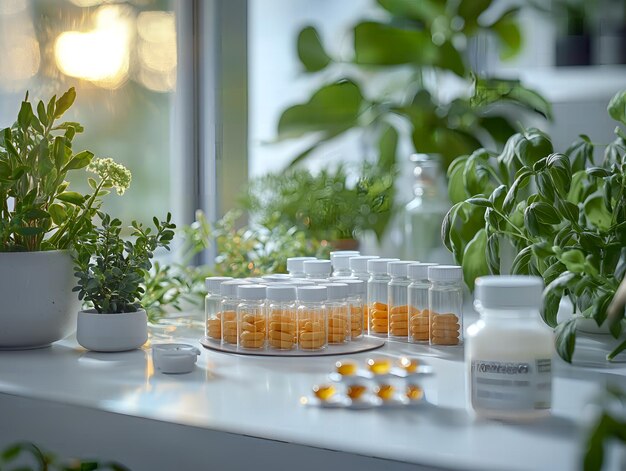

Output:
xmin=77 ymin=309 xmax=148 ymax=352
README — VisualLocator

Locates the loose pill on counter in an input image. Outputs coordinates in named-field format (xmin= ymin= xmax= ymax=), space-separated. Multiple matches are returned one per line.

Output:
xmin=367 ymin=357 xmax=391 ymax=374
xmin=406 ymin=384 xmax=423 ymax=400
xmin=375 ymin=384 xmax=395 ymax=401
xmin=335 ymin=360 xmax=358 ymax=376
xmin=312 ymin=384 xmax=336 ymax=401
xmin=347 ymin=384 xmax=367 ymax=400
xmin=399 ymin=357 xmax=419 ymax=373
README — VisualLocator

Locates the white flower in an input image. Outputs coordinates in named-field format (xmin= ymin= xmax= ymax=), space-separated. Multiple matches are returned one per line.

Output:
xmin=87 ymin=158 xmax=132 ymax=195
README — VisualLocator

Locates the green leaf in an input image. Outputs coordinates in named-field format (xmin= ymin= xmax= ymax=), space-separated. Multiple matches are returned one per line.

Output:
xmin=15 ymin=226 xmax=46 ymax=236
xmin=297 ymin=26 xmax=331 ymax=72
xmin=447 ymin=156 xmax=469 ymax=204
xmin=378 ymin=124 xmax=398 ymax=172
xmin=480 ymin=115 xmax=517 ymax=145
xmin=55 ymin=87 xmax=76 ymax=118
xmin=490 ymin=8 xmax=522 ymax=60
xmin=353 ymin=21 xmax=437 ymax=66
xmin=376 ymin=0 xmax=442 ymax=24
xmin=37 ymin=100 xmax=48 ymax=127
xmin=607 ymin=339 xmax=626 ymax=361
xmin=467 ymin=197 xmax=492 ymax=208
xmin=472 ymin=77 xmax=552 ymax=120
xmin=511 ymin=246 xmax=532 ymax=274
xmin=48 ymin=203 xmax=68 ymax=224
xmin=607 ymin=90 xmax=626 ymax=126
xmin=277 ymin=80 xmax=363 ymax=139
xmin=462 ymin=228 xmax=489 ymax=291
xmin=556 ymin=199 xmax=579 ymax=223
xmin=17 ymin=100 xmax=34 ymax=131
xmin=489 ymin=184 xmax=507 ymax=211
xmin=23 ymin=208 xmax=50 ymax=220
xmin=63 ymin=150 xmax=94 ymax=171
xmin=458 ymin=0 xmax=492 ymax=32
xmin=565 ymin=136 xmax=594 ymax=172
xmin=555 ymin=318 xmax=577 ymax=363
xmin=486 ymin=233 xmax=500 ymax=274
xmin=2 ymin=443 xmax=22 ymax=461
xmin=586 ymin=167 xmax=611 ymax=178
xmin=516 ymin=129 xmax=553 ymax=167
xmin=583 ymin=193 xmax=612 ymax=231
xmin=502 ymin=169 xmax=531 ymax=212
xmin=56 ymin=191 xmax=85 ymax=205
xmin=435 ymin=41 xmax=465 ymax=76
xmin=560 ymin=249 xmax=586 ymax=273
xmin=530 ymin=201 xmax=561 ymax=225
xmin=53 ymin=136 xmax=68 ymax=169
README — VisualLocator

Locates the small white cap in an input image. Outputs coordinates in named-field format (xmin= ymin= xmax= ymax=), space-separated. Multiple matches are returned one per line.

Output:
xmin=303 ymin=260 xmax=332 ymax=276
xmin=387 ymin=261 xmax=415 ymax=277
xmin=307 ymin=278 xmax=330 ymax=284
xmin=205 ymin=276 xmax=233 ymax=293
xmin=428 ymin=265 xmax=462 ymax=282
xmin=286 ymin=280 xmax=316 ymax=287
xmin=262 ymin=274 xmax=292 ymax=282
xmin=475 ymin=276 xmax=543 ymax=310
xmin=237 ymin=284 xmax=267 ymax=300
xmin=330 ymin=250 xmax=360 ymax=263
xmin=220 ymin=279 xmax=251 ymax=297
xmin=332 ymin=254 xmax=357 ymax=270
xmin=297 ymin=285 xmax=327 ymax=302
xmin=287 ymin=257 xmax=316 ymax=273
xmin=349 ymin=255 xmax=379 ymax=272
xmin=320 ymin=282 xmax=349 ymax=300
xmin=266 ymin=284 xmax=297 ymax=302
xmin=367 ymin=258 xmax=400 ymax=274
xmin=245 ymin=277 xmax=265 ymax=283
xmin=336 ymin=278 xmax=365 ymax=296
xmin=407 ymin=263 xmax=438 ymax=281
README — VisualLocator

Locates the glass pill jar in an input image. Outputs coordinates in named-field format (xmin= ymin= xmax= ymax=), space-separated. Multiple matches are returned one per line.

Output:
xmin=367 ymin=258 xmax=399 ymax=337
xmin=387 ymin=261 xmax=414 ymax=340
xmin=204 ymin=276 xmax=232 ymax=342
xmin=296 ymin=285 xmax=328 ymax=351
xmin=332 ymin=278 xmax=365 ymax=340
xmin=331 ymin=253 xmax=359 ymax=278
xmin=287 ymin=257 xmax=316 ymax=279
xmin=266 ymin=284 xmax=298 ymax=351
xmin=236 ymin=284 xmax=267 ymax=350
xmin=467 ymin=276 xmax=552 ymax=421
xmin=303 ymin=260 xmax=332 ymax=279
xmin=428 ymin=265 xmax=463 ymax=346
xmin=320 ymin=283 xmax=350 ymax=344
xmin=407 ymin=263 xmax=437 ymax=343
xmin=219 ymin=280 xmax=251 ymax=346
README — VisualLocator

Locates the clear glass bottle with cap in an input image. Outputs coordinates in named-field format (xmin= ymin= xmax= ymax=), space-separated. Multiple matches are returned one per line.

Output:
xmin=428 ymin=265 xmax=463 ymax=346
xmin=296 ymin=285 xmax=328 ymax=351
xmin=407 ymin=263 xmax=437 ymax=343
xmin=337 ymin=279 xmax=365 ymax=339
xmin=404 ymin=153 xmax=452 ymax=264
xmin=287 ymin=257 xmax=316 ymax=279
xmin=236 ymin=284 xmax=267 ymax=350
xmin=266 ymin=284 xmax=298 ymax=351
xmin=220 ymin=280 xmax=250 ymax=346
xmin=350 ymin=255 xmax=379 ymax=331
xmin=331 ymin=254 xmax=357 ymax=278
xmin=330 ymin=250 xmax=359 ymax=268
xmin=320 ymin=282 xmax=349 ymax=344
xmin=262 ymin=274 xmax=292 ymax=283
xmin=367 ymin=258 xmax=399 ymax=337
xmin=387 ymin=261 xmax=414 ymax=340
xmin=467 ymin=276 xmax=552 ymax=420
xmin=303 ymin=259 xmax=332 ymax=279
xmin=205 ymin=276 xmax=233 ymax=342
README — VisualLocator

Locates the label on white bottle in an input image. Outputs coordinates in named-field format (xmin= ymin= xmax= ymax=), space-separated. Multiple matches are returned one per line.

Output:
xmin=470 ymin=358 xmax=551 ymax=411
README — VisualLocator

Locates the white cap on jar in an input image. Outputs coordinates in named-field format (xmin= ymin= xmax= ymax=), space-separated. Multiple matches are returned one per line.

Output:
xmin=332 ymin=254 xmax=358 ymax=271
xmin=320 ymin=282 xmax=349 ymax=300
xmin=428 ymin=265 xmax=463 ymax=282
xmin=330 ymin=250 xmax=359 ymax=263
xmin=266 ymin=284 xmax=297 ymax=302
xmin=286 ymin=257 xmax=316 ymax=273
xmin=220 ymin=279 xmax=251 ymax=297
xmin=237 ymin=284 xmax=267 ymax=300
xmin=475 ymin=275 xmax=543 ymax=310
xmin=297 ymin=285 xmax=327 ymax=302
xmin=367 ymin=258 xmax=400 ymax=274
xmin=205 ymin=276 xmax=233 ymax=294
xmin=349 ymin=255 xmax=379 ymax=272
xmin=262 ymin=274 xmax=292 ymax=282
xmin=407 ymin=263 xmax=438 ymax=281
xmin=303 ymin=260 xmax=332 ymax=276
xmin=335 ymin=279 xmax=365 ymax=296
xmin=387 ymin=261 xmax=416 ymax=277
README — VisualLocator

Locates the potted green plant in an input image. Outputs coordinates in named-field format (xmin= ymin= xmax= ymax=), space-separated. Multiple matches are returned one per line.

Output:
xmin=73 ymin=212 xmax=175 ymax=352
xmin=0 ymin=88 xmax=130 ymax=349
xmin=442 ymin=89 xmax=626 ymax=362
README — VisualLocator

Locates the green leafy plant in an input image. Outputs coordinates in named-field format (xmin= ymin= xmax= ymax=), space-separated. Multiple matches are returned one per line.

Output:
xmin=0 ymin=88 xmax=130 ymax=252
xmin=73 ymin=212 xmax=175 ymax=314
xmin=0 ymin=441 xmax=129 ymax=471
xmin=242 ymin=165 xmax=393 ymax=242
xmin=442 ymin=90 xmax=626 ymax=363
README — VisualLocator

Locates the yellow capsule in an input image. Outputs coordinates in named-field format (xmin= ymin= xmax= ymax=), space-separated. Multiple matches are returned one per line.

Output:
xmin=375 ymin=384 xmax=394 ymax=401
xmin=406 ymin=384 xmax=423 ymax=401
xmin=346 ymin=384 xmax=367 ymax=400
xmin=335 ymin=360 xmax=358 ymax=376
xmin=367 ymin=357 xmax=391 ymax=375
xmin=400 ymin=357 xmax=419 ymax=373
xmin=312 ymin=384 xmax=336 ymax=401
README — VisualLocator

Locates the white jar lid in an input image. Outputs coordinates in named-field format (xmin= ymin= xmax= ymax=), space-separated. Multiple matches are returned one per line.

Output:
xmin=286 ymin=256 xmax=316 ymax=273
xmin=320 ymin=282 xmax=349 ymax=300
xmin=349 ymin=255 xmax=379 ymax=272
xmin=332 ymin=254 xmax=357 ymax=270
xmin=220 ymin=279 xmax=251 ymax=297
xmin=336 ymin=278 xmax=365 ymax=296
xmin=387 ymin=260 xmax=415 ymax=277
xmin=237 ymin=284 xmax=267 ymax=300
xmin=262 ymin=274 xmax=292 ymax=282
xmin=303 ymin=259 xmax=332 ymax=275
xmin=297 ymin=285 xmax=327 ymax=302
xmin=428 ymin=265 xmax=462 ymax=282
xmin=330 ymin=250 xmax=359 ymax=263
xmin=475 ymin=275 xmax=544 ymax=310
xmin=407 ymin=263 xmax=438 ymax=281
xmin=266 ymin=284 xmax=297 ymax=302
xmin=205 ymin=276 xmax=233 ymax=293
xmin=286 ymin=279 xmax=316 ymax=287
xmin=152 ymin=343 xmax=200 ymax=374
xmin=367 ymin=258 xmax=399 ymax=274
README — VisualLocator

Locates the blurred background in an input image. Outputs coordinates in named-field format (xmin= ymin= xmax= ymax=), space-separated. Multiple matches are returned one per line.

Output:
xmin=1 ymin=0 xmax=626 ymax=263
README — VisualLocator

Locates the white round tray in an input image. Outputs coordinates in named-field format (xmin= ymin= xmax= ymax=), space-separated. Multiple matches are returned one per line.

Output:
xmin=199 ymin=336 xmax=385 ymax=357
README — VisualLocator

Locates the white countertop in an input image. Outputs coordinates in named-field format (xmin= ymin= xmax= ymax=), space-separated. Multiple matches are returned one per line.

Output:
xmin=0 ymin=314 xmax=625 ymax=471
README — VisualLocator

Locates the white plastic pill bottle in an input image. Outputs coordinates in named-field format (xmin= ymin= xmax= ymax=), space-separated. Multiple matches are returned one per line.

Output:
xmin=466 ymin=275 xmax=553 ymax=421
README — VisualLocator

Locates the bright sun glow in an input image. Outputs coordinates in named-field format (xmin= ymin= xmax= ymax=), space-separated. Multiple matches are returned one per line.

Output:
xmin=54 ymin=5 xmax=132 ymax=88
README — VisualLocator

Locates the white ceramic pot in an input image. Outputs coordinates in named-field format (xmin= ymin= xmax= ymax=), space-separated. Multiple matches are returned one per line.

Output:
xmin=0 ymin=250 xmax=80 ymax=349
xmin=76 ymin=309 xmax=148 ymax=352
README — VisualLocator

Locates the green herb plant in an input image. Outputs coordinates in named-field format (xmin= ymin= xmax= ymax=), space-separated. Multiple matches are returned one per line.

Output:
xmin=73 ymin=212 xmax=175 ymax=314
xmin=0 ymin=88 xmax=130 ymax=252
xmin=442 ymin=89 xmax=626 ymax=362
xmin=242 ymin=165 xmax=393 ymax=242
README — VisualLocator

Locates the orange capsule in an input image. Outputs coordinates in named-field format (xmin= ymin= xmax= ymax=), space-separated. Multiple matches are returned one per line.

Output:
xmin=400 ymin=357 xmax=419 ymax=373
xmin=335 ymin=360 xmax=358 ymax=376
xmin=312 ymin=384 xmax=336 ymax=401
xmin=375 ymin=384 xmax=395 ymax=401
xmin=346 ymin=384 xmax=367 ymax=400
xmin=367 ymin=357 xmax=391 ymax=375
xmin=406 ymin=384 xmax=423 ymax=401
